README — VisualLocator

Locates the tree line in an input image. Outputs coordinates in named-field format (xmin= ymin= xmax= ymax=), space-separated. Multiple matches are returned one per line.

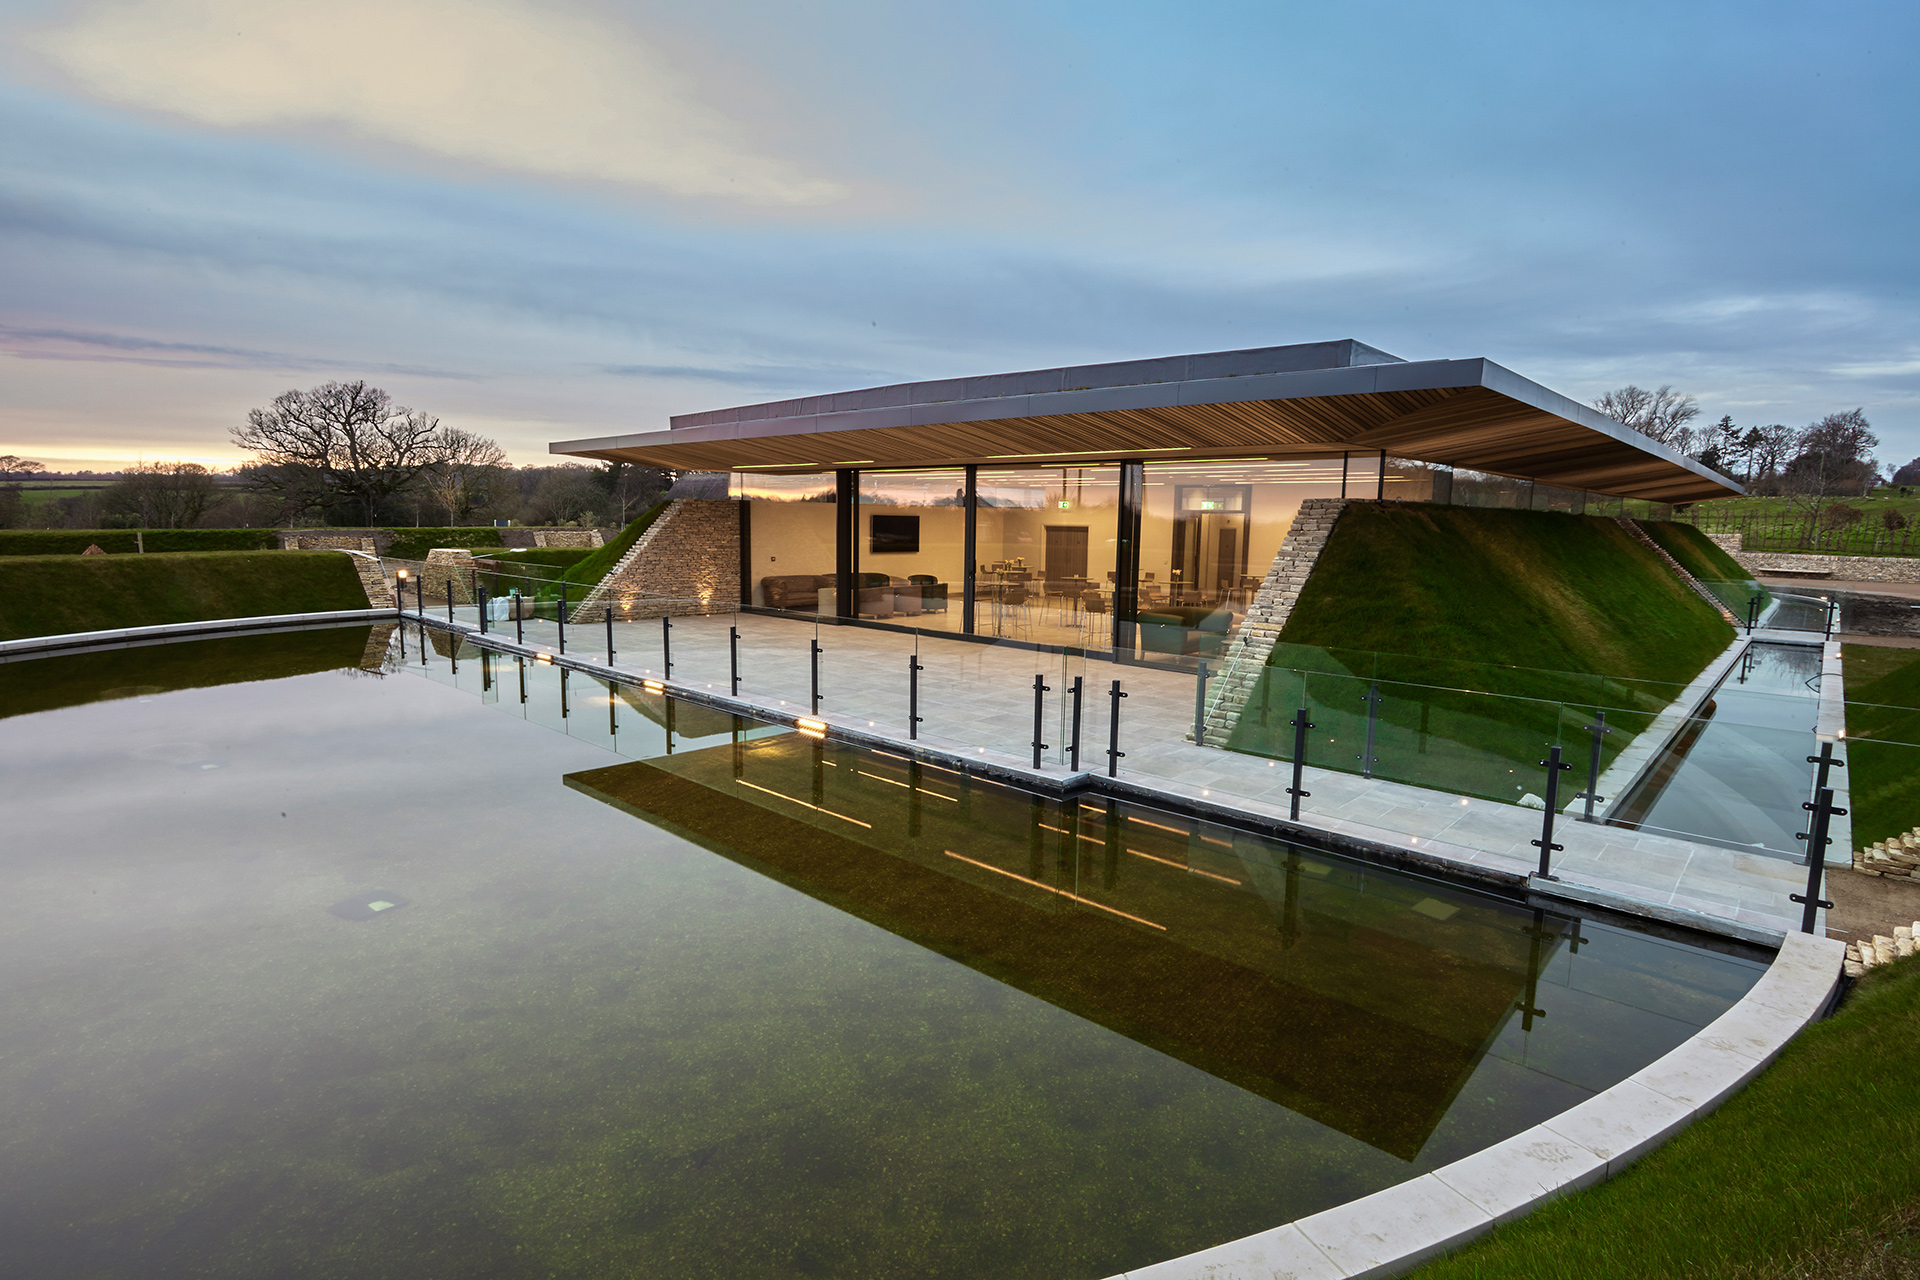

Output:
xmin=0 ymin=381 xmax=671 ymax=531
xmin=1593 ymin=384 xmax=1880 ymax=498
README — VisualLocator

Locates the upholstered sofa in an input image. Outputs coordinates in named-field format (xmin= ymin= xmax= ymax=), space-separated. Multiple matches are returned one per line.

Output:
xmin=761 ymin=572 xmax=952 ymax=617
xmin=1137 ymin=606 xmax=1232 ymax=658
xmin=761 ymin=574 xmax=836 ymax=611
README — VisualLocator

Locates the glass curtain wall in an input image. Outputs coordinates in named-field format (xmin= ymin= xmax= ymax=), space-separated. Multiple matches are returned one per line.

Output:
xmin=732 ymin=472 xmax=839 ymax=612
xmin=856 ymin=470 xmax=969 ymax=631
xmin=1130 ymin=457 xmax=1346 ymax=664
xmin=974 ymin=466 xmax=1120 ymax=649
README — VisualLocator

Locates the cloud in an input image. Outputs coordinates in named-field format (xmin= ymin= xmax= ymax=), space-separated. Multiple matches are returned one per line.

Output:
xmin=0 ymin=323 xmax=477 ymax=378
xmin=24 ymin=0 xmax=847 ymax=206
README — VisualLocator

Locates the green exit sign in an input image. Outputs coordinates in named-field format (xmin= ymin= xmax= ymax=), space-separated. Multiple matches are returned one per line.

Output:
xmin=1057 ymin=500 xmax=1071 ymax=509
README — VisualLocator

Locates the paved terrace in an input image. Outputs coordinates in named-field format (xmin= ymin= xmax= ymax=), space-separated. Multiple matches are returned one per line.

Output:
xmin=438 ymin=604 xmax=1820 ymax=942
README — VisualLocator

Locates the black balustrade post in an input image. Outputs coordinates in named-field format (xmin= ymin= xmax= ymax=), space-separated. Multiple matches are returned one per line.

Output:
xmin=478 ymin=585 xmax=488 ymax=634
xmin=1358 ymin=682 xmax=1381 ymax=777
xmin=661 ymin=615 xmax=673 ymax=679
xmin=1531 ymin=746 xmax=1574 ymax=880
xmin=1288 ymin=708 xmax=1314 ymax=822
xmin=557 ymin=583 xmax=567 ymax=654
xmin=729 ymin=626 xmax=741 ymax=696
xmin=810 ymin=638 xmax=822 ymax=714
xmin=1792 ymin=786 xmax=1843 ymax=933
xmin=1192 ymin=659 xmax=1210 ymax=744
xmin=1798 ymin=742 xmax=1846 ymax=865
xmin=606 ymin=606 xmax=615 ymax=665
xmin=1106 ymin=680 xmax=1127 ymax=778
xmin=1574 ymin=711 xmax=1611 ymax=822
xmin=446 ymin=579 xmax=454 ymax=623
xmin=1746 ymin=595 xmax=1759 ymax=633
xmin=1069 ymin=675 xmax=1084 ymax=771
xmin=1031 ymin=674 xmax=1052 ymax=769
xmin=908 ymin=655 xmax=924 ymax=740
xmin=415 ymin=573 xmax=423 ymax=619
xmin=515 ymin=595 xmax=523 ymax=646
xmin=394 ymin=574 xmax=404 ymax=621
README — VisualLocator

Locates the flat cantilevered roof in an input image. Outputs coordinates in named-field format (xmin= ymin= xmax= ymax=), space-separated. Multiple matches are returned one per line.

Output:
xmin=551 ymin=339 xmax=1740 ymax=502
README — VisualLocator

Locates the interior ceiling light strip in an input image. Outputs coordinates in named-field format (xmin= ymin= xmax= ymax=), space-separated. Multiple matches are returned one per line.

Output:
xmin=942 ymin=850 xmax=1167 ymax=931
xmin=1129 ymin=848 xmax=1243 ymax=886
xmin=735 ymin=779 xmax=872 ymax=829
xmin=984 ymin=446 xmax=1189 ymax=459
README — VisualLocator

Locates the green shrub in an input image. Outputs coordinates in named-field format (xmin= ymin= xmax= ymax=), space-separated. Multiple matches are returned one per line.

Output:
xmin=382 ymin=527 xmax=507 ymax=560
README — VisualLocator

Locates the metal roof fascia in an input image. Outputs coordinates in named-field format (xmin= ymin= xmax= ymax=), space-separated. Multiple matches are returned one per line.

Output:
xmin=1474 ymin=360 xmax=1744 ymax=496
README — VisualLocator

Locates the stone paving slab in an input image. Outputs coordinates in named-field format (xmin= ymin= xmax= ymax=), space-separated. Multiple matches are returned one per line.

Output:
xmin=452 ymin=605 xmax=1819 ymax=940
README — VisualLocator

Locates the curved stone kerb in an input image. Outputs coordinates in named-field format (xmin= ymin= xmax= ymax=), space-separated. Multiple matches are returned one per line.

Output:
xmin=1114 ymin=931 xmax=1843 ymax=1280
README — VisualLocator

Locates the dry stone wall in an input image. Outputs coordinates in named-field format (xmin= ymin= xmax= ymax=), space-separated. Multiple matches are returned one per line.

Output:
xmin=1197 ymin=497 xmax=1353 ymax=746
xmin=1707 ymin=531 xmax=1920 ymax=583
xmin=573 ymin=500 xmax=740 ymax=620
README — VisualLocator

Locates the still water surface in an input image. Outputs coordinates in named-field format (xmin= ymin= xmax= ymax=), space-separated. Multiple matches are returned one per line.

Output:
xmin=0 ymin=624 xmax=1766 ymax=1279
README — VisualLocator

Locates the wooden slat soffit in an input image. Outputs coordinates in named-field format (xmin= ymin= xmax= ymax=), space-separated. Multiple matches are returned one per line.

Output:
xmin=554 ymin=357 xmax=1740 ymax=502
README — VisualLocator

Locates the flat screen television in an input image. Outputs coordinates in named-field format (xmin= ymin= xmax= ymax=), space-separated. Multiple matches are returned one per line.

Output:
xmin=869 ymin=514 xmax=920 ymax=555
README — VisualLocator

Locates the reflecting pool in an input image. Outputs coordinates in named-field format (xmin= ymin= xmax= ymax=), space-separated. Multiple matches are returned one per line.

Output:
xmin=0 ymin=624 xmax=1767 ymax=1279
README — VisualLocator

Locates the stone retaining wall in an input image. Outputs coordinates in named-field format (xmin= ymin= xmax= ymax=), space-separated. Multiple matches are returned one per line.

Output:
xmin=574 ymin=500 xmax=740 ymax=620
xmin=417 ymin=548 xmax=479 ymax=606
xmin=1707 ymin=531 xmax=1920 ymax=583
xmin=280 ymin=532 xmax=383 ymax=553
xmin=1198 ymin=498 xmax=1352 ymax=746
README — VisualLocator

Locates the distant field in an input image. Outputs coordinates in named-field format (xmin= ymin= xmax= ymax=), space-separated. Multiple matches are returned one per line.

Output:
xmin=15 ymin=487 xmax=102 ymax=507
xmin=1688 ymin=487 xmax=1920 ymax=558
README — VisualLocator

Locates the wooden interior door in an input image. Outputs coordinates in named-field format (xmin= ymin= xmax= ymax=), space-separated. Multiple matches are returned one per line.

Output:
xmin=1045 ymin=526 xmax=1089 ymax=579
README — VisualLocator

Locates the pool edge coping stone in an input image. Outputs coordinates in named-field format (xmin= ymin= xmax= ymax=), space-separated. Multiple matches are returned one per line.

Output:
xmin=0 ymin=609 xmax=394 ymax=657
xmin=1112 ymin=930 xmax=1844 ymax=1280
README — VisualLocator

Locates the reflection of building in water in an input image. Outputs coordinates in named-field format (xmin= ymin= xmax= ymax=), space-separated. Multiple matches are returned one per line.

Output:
xmin=566 ymin=729 xmax=1577 ymax=1161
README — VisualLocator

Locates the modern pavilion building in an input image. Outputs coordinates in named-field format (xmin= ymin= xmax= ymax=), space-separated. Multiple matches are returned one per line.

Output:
xmin=551 ymin=339 xmax=1739 ymax=653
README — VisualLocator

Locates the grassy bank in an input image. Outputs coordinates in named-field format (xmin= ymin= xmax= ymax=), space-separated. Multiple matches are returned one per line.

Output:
xmin=0 ymin=551 xmax=370 ymax=641
xmin=556 ymin=502 xmax=670 ymax=592
xmin=1413 ymin=954 xmax=1920 ymax=1280
xmin=0 ymin=626 xmax=376 ymax=719
xmin=1227 ymin=505 xmax=1734 ymax=801
xmin=1639 ymin=519 xmax=1767 ymax=617
xmin=1842 ymin=645 xmax=1920 ymax=848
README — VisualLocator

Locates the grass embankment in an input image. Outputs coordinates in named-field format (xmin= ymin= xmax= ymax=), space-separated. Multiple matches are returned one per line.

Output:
xmin=1843 ymin=646 xmax=1920 ymax=849
xmin=0 ymin=551 xmax=370 ymax=641
xmin=1639 ymin=519 xmax=1767 ymax=618
xmin=1228 ymin=505 xmax=1734 ymax=802
xmin=1412 ymin=955 xmax=1920 ymax=1280
xmin=0 ymin=626 xmax=375 ymax=719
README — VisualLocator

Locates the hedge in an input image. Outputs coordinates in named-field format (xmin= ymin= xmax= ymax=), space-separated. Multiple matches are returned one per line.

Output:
xmin=0 ymin=529 xmax=278 ymax=556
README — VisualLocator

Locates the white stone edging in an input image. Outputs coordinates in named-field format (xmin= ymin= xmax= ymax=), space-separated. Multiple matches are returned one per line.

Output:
xmin=1111 ymin=931 xmax=1844 ymax=1280
xmin=0 ymin=609 xmax=395 ymax=660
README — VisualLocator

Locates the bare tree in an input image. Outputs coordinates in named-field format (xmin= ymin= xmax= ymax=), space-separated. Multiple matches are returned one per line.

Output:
xmin=1592 ymin=385 xmax=1701 ymax=450
xmin=424 ymin=427 xmax=508 ymax=524
xmin=1747 ymin=424 xmax=1795 ymax=486
xmin=522 ymin=465 xmax=605 ymax=525
xmin=103 ymin=461 xmax=219 ymax=528
xmin=231 ymin=381 xmax=444 ymax=524
xmin=0 ymin=455 xmax=48 ymax=479
xmin=1780 ymin=409 xmax=1879 ymax=545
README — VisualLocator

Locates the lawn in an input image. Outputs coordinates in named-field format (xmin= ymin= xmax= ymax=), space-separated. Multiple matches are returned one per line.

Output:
xmin=1411 ymin=952 xmax=1920 ymax=1280
xmin=1842 ymin=645 xmax=1920 ymax=849
xmin=1226 ymin=505 xmax=1735 ymax=804
xmin=0 ymin=551 xmax=370 ymax=641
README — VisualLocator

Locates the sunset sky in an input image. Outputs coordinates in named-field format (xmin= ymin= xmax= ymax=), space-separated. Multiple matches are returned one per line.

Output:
xmin=3 ymin=0 xmax=1916 ymax=474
